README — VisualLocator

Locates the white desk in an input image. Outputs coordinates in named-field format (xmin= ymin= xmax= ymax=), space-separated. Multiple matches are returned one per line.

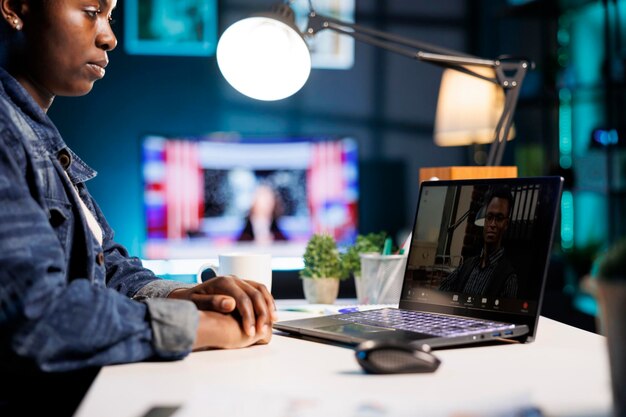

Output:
xmin=75 ymin=302 xmax=612 ymax=417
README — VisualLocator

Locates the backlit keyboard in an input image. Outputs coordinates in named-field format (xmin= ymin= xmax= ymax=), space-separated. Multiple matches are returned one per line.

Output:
xmin=337 ymin=309 xmax=514 ymax=337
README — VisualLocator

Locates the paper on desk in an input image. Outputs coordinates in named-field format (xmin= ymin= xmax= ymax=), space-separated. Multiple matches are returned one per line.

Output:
xmin=172 ymin=384 xmax=538 ymax=417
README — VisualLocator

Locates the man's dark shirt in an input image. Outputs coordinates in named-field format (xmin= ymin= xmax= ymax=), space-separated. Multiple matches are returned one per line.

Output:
xmin=439 ymin=247 xmax=518 ymax=298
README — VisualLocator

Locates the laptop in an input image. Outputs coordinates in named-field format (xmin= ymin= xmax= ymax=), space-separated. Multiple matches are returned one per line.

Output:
xmin=274 ymin=176 xmax=563 ymax=348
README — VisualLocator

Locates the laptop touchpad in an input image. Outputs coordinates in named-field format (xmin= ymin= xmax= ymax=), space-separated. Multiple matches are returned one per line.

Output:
xmin=316 ymin=323 xmax=395 ymax=336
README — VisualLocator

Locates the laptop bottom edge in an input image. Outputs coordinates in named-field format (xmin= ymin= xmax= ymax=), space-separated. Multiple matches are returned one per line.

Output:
xmin=273 ymin=319 xmax=529 ymax=349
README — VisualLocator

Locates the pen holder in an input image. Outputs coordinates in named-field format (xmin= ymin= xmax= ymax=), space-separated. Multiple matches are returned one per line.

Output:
xmin=356 ymin=253 xmax=407 ymax=304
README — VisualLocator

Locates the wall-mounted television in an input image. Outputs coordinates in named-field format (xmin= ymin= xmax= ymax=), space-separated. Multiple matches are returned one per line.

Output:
xmin=142 ymin=135 xmax=359 ymax=260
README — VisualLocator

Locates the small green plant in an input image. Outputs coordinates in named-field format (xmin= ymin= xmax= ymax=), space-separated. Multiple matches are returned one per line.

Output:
xmin=598 ymin=238 xmax=626 ymax=282
xmin=301 ymin=234 xmax=343 ymax=279
xmin=340 ymin=232 xmax=387 ymax=279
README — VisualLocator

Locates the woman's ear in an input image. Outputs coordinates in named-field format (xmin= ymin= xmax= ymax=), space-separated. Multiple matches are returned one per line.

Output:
xmin=1 ymin=0 xmax=27 ymax=30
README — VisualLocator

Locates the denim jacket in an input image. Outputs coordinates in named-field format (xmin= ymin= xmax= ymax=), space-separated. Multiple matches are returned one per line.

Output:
xmin=0 ymin=67 xmax=198 ymax=372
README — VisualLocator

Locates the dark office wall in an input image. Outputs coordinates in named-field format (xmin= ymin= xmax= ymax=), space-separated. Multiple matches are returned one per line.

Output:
xmin=48 ymin=0 xmax=475 ymax=256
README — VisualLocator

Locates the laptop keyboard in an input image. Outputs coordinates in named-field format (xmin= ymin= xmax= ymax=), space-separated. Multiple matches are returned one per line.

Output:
xmin=337 ymin=309 xmax=515 ymax=337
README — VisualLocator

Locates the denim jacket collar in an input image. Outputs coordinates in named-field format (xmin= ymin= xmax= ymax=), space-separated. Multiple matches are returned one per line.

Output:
xmin=0 ymin=66 xmax=97 ymax=183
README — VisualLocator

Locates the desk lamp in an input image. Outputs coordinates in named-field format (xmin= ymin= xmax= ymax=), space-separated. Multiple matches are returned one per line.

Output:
xmin=216 ymin=1 xmax=533 ymax=167
xmin=434 ymin=67 xmax=516 ymax=166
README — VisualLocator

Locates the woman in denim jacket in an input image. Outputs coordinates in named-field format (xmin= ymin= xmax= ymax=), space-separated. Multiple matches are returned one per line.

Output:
xmin=0 ymin=0 xmax=276 ymax=414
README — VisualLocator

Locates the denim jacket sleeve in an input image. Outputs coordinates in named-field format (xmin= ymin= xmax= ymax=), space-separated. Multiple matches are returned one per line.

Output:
xmin=87 ymin=193 xmax=199 ymax=355
xmin=90 ymin=196 xmax=194 ymax=299
xmin=0 ymin=125 xmax=197 ymax=372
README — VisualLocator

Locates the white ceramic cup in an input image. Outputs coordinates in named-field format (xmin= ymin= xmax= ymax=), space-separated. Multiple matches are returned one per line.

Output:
xmin=197 ymin=253 xmax=272 ymax=292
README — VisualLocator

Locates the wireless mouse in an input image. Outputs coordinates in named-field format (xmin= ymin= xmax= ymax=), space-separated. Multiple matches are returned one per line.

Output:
xmin=355 ymin=339 xmax=441 ymax=374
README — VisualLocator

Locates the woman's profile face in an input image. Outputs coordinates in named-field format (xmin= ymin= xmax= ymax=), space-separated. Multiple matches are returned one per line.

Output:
xmin=10 ymin=0 xmax=117 ymax=103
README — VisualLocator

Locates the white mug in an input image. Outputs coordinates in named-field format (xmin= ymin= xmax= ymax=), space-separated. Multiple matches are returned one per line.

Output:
xmin=197 ymin=253 xmax=272 ymax=292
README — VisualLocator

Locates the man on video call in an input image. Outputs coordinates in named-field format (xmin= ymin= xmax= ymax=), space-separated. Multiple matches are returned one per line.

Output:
xmin=439 ymin=187 xmax=518 ymax=298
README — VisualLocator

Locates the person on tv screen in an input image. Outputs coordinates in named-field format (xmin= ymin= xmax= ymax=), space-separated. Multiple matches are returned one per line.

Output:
xmin=439 ymin=187 xmax=518 ymax=298
xmin=238 ymin=183 xmax=287 ymax=243
xmin=0 ymin=1 xmax=275 ymax=414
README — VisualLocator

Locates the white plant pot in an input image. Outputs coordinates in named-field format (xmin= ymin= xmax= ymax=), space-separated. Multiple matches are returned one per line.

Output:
xmin=302 ymin=278 xmax=340 ymax=304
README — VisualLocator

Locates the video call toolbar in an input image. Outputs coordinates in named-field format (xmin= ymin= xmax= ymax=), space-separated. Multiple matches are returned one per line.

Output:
xmin=405 ymin=286 xmax=536 ymax=315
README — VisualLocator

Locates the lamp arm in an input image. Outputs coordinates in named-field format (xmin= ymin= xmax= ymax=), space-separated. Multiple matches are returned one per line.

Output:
xmin=322 ymin=23 xmax=425 ymax=60
xmin=488 ymin=87 xmax=519 ymax=166
xmin=306 ymin=11 xmax=533 ymax=167
xmin=487 ymin=60 xmax=529 ymax=166
xmin=320 ymin=25 xmax=491 ymax=82
xmin=322 ymin=22 xmax=497 ymax=84
xmin=308 ymin=12 xmax=532 ymax=90
xmin=416 ymin=52 xmax=499 ymax=84
xmin=307 ymin=12 xmax=477 ymax=58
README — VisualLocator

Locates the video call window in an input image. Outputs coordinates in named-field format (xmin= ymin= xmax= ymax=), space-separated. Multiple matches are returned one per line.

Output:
xmin=403 ymin=182 xmax=555 ymax=314
xmin=142 ymin=135 xmax=358 ymax=259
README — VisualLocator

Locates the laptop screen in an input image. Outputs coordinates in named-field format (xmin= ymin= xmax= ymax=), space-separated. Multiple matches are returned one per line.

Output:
xmin=399 ymin=177 xmax=562 ymax=326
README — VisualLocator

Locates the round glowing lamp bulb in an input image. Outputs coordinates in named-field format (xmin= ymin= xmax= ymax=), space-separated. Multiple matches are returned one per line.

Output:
xmin=217 ymin=16 xmax=312 ymax=101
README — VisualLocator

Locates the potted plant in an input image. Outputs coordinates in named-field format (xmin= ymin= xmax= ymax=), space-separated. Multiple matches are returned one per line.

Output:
xmin=340 ymin=232 xmax=387 ymax=303
xmin=340 ymin=232 xmax=387 ymax=278
xmin=596 ymin=238 xmax=626 ymax=417
xmin=300 ymin=234 xmax=344 ymax=304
